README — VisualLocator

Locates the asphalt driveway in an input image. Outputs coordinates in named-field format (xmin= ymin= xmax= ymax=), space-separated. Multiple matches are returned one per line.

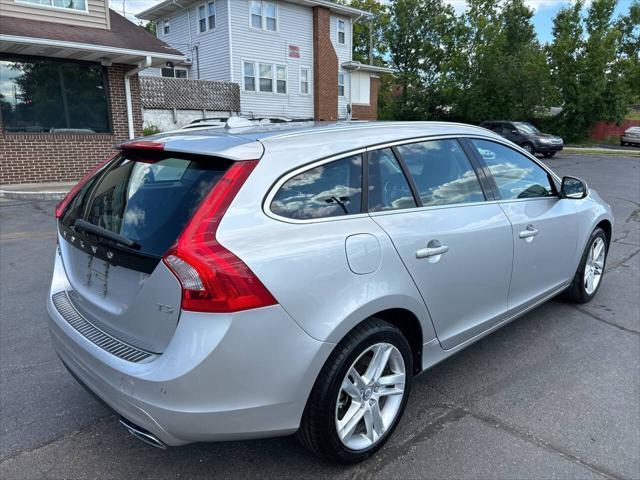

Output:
xmin=1 ymin=152 xmax=638 ymax=479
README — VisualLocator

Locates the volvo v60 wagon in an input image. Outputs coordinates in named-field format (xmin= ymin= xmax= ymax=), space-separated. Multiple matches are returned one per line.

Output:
xmin=48 ymin=121 xmax=613 ymax=463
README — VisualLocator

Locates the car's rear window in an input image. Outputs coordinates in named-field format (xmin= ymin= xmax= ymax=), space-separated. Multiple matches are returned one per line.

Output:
xmin=60 ymin=152 xmax=231 ymax=257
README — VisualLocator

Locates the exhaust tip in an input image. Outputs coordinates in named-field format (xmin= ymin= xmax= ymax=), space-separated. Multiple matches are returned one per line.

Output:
xmin=119 ymin=418 xmax=167 ymax=449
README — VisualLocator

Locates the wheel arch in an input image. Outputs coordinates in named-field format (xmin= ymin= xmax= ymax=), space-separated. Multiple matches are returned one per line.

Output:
xmin=595 ymin=219 xmax=612 ymax=247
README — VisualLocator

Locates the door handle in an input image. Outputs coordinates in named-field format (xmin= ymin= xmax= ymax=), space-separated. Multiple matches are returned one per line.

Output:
xmin=416 ymin=243 xmax=449 ymax=259
xmin=519 ymin=224 xmax=539 ymax=239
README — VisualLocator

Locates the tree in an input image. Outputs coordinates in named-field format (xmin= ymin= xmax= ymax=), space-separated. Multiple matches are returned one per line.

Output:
xmin=338 ymin=0 xmax=390 ymax=65
xmin=616 ymin=0 xmax=640 ymax=103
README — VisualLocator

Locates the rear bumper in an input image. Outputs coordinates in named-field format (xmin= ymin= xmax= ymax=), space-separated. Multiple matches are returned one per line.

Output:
xmin=47 ymin=251 xmax=333 ymax=446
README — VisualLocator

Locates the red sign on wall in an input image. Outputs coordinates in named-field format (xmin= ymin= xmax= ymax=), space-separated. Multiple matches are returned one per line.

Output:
xmin=288 ymin=45 xmax=300 ymax=58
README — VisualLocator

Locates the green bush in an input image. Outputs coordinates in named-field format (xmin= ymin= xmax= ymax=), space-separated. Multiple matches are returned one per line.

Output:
xmin=142 ymin=123 xmax=161 ymax=136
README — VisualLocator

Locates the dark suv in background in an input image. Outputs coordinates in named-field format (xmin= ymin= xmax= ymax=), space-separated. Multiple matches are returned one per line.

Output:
xmin=480 ymin=121 xmax=564 ymax=157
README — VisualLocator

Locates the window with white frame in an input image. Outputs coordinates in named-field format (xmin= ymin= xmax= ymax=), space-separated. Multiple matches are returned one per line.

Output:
xmin=163 ymin=19 xmax=170 ymax=35
xmin=337 ymin=19 xmax=346 ymax=44
xmin=276 ymin=65 xmax=287 ymax=94
xmin=299 ymin=67 xmax=310 ymax=95
xmin=338 ymin=72 xmax=345 ymax=96
xmin=161 ymin=67 xmax=188 ymax=78
xmin=18 ymin=0 xmax=87 ymax=12
xmin=259 ymin=63 xmax=273 ymax=92
xmin=198 ymin=1 xmax=215 ymax=32
xmin=198 ymin=5 xmax=206 ymax=32
xmin=250 ymin=0 xmax=277 ymax=31
xmin=243 ymin=60 xmax=287 ymax=94
xmin=243 ymin=61 xmax=256 ymax=91
xmin=207 ymin=1 xmax=216 ymax=29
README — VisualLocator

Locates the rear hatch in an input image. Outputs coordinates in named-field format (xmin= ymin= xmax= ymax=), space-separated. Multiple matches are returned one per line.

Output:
xmin=57 ymin=149 xmax=233 ymax=353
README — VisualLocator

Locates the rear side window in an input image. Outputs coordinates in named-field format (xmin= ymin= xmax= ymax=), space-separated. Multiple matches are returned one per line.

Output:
xmin=270 ymin=154 xmax=363 ymax=220
xmin=471 ymin=139 xmax=554 ymax=200
xmin=367 ymin=148 xmax=416 ymax=212
xmin=60 ymin=154 xmax=230 ymax=257
xmin=396 ymin=139 xmax=485 ymax=207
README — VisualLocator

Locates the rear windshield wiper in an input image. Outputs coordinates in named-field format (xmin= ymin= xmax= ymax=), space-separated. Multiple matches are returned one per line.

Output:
xmin=74 ymin=219 xmax=141 ymax=250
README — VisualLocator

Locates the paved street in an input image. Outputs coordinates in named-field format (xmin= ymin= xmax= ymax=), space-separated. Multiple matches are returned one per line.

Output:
xmin=1 ymin=152 xmax=638 ymax=479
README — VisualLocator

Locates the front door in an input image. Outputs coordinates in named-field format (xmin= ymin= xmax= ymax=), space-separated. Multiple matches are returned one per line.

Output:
xmin=469 ymin=139 xmax=579 ymax=311
xmin=368 ymin=140 xmax=514 ymax=350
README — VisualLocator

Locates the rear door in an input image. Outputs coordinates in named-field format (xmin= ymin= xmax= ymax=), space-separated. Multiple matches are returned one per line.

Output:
xmin=368 ymin=139 xmax=514 ymax=350
xmin=57 ymin=151 xmax=232 ymax=353
xmin=468 ymin=139 xmax=578 ymax=311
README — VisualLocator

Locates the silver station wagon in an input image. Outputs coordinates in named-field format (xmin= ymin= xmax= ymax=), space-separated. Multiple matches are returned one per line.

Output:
xmin=48 ymin=121 xmax=613 ymax=463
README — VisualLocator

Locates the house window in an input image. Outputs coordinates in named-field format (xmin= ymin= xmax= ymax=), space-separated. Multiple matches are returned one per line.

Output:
xmin=300 ymin=67 xmax=310 ymax=95
xmin=163 ymin=19 xmax=170 ymax=35
xmin=276 ymin=65 xmax=287 ymax=94
xmin=198 ymin=5 xmax=206 ymax=32
xmin=338 ymin=72 xmax=345 ymax=97
xmin=243 ymin=61 xmax=256 ymax=91
xmin=0 ymin=56 xmax=110 ymax=133
xmin=259 ymin=63 xmax=273 ymax=92
xmin=17 ymin=0 xmax=87 ymax=12
xmin=337 ymin=19 xmax=346 ymax=44
xmin=250 ymin=1 xmax=277 ymax=31
xmin=161 ymin=67 xmax=188 ymax=78
xmin=207 ymin=1 xmax=216 ymax=29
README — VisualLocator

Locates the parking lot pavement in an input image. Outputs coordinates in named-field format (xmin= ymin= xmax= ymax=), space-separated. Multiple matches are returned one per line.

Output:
xmin=0 ymin=152 xmax=638 ymax=479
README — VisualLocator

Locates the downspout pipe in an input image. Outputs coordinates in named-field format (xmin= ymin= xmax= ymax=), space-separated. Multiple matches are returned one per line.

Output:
xmin=124 ymin=55 xmax=152 ymax=139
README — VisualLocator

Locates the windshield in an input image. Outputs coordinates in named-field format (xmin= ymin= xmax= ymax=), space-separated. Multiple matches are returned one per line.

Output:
xmin=514 ymin=122 xmax=540 ymax=135
xmin=60 ymin=153 xmax=231 ymax=257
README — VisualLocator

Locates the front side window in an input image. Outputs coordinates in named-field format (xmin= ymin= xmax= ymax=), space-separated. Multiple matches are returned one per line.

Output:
xmin=198 ymin=5 xmax=206 ymax=32
xmin=368 ymin=148 xmax=416 ymax=212
xmin=270 ymin=154 xmax=363 ymax=220
xmin=338 ymin=73 xmax=345 ymax=96
xmin=163 ymin=19 xmax=170 ymax=34
xmin=471 ymin=139 xmax=554 ymax=200
xmin=276 ymin=65 xmax=287 ymax=94
xmin=243 ymin=61 xmax=256 ymax=91
xmin=397 ymin=139 xmax=485 ymax=207
xmin=251 ymin=1 xmax=277 ymax=31
xmin=18 ymin=0 xmax=86 ymax=12
xmin=300 ymin=67 xmax=310 ymax=94
xmin=207 ymin=1 xmax=216 ymax=29
xmin=337 ymin=19 xmax=346 ymax=44
xmin=259 ymin=63 xmax=273 ymax=92
xmin=0 ymin=56 xmax=110 ymax=133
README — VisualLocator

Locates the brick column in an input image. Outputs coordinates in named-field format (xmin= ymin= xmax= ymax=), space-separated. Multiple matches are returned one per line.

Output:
xmin=312 ymin=6 xmax=338 ymax=121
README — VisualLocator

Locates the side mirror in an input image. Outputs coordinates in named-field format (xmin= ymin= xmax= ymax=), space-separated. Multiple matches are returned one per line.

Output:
xmin=561 ymin=176 xmax=588 ymax=199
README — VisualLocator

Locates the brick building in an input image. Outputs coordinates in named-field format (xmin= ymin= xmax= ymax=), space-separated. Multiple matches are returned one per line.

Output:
xmin=0 ymin=3 xmax=184 ymax=184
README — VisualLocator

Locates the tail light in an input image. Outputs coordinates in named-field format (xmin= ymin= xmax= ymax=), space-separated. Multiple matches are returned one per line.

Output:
xmin=163 ymin=160 xmax=277 ymax=313
xmin=55 ymin=155 xmax=115 ymax=219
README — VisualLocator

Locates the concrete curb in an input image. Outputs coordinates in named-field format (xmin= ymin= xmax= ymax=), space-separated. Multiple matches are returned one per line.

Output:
xmin=0 ymin=190 xmax=68 ymax=201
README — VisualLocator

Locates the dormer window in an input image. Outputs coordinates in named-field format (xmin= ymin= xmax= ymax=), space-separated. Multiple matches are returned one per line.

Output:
xmin=337 ymin=19 xmax=346 ymax=44
xmin=250 ymin=1 xmax=277 ymax=32
xmin=17 ymin=0 xmax=87 ymax=12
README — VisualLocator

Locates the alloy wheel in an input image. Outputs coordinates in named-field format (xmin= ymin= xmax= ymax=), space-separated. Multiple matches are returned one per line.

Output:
xmin=584 ymin=237 xmax=605 ymax=295
xmin=335 ymin=342 xmax=406 ymax=450
xmin=523 ymin=144 xmax=534 ymax=153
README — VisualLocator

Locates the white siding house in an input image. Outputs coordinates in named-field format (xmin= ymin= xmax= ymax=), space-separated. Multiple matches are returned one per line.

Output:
xmin=138 ymin=0 xmax=389 ymax=121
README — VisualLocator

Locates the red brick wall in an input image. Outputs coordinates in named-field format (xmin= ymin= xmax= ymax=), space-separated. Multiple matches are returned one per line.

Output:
xmin=589 ymin=119 xmax=640 ymax=141
xmin=312 ymin=7 xmax=338 ymax=121
xmin=0 ymin=63 xmax=143 ymax=185
xmin=352 ymin=77 xmax=380 ymax=120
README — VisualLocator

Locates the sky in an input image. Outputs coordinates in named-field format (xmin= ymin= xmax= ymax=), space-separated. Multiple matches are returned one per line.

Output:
xmin=110 ymin=0 xmax=636 ymax=44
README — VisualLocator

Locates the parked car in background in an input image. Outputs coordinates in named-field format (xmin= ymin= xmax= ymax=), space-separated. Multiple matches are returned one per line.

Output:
xmin=620 ymin=126 xmax=640 ymax=147
xmin=48 ymin=121 xmax=612 ymax=463
xmin=480 ymin=121 xmax=564 ymax=157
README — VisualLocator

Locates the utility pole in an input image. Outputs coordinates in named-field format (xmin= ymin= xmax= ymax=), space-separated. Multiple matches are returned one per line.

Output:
xmin=369 ymin=18 xmax=373 ymax=65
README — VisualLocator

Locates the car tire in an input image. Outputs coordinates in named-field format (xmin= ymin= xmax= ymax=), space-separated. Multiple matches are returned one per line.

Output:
xmin=543 ymin=152 xmax=556 ymax=158
xmin=297 ymin=318 xmax=413 ymax=464
xmin=564 ymin=227 xmax=608 ymax=303
xmin=521 ymin=142 xmax=535 ymax=155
